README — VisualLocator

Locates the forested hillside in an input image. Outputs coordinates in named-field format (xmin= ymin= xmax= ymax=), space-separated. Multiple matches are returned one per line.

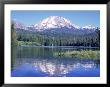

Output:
xmin=11 ymin=23 xmax=100 ymax=47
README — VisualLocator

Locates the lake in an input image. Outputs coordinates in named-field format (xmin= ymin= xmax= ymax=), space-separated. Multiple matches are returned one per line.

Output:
xmin=11 ymin=46 xmax=100 ymax=77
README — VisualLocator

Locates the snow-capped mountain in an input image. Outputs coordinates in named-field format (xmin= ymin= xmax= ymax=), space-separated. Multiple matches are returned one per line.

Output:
xmin=34 ymin=16 xmax=80 ymax=31
xmin=82 ymin=25 xmax=97 ymax=30
xmin=12 ymin=20 xmax=26 ymax=30
xmin=26 ymin=25 xmax=35 ymax=31
xmin=12 ymin=16 xmax=99 ymax=31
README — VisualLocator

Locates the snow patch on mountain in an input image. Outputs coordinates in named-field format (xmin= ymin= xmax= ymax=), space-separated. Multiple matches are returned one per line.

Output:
xmin=82 ymin=25 xmax=96 ymax=30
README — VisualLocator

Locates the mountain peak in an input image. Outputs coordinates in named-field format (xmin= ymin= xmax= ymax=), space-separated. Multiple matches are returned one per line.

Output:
xmin=12 ymin=20 xmax=26 ymax=30
xmin=34 ymin=16 xmax=80 ymax=30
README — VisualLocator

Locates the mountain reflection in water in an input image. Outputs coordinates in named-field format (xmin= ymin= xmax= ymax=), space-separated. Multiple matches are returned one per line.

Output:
xmin=34 ymin=59 xmax=99 ymax=76
xmin=11 ymin=46 xmax=100 ymax=77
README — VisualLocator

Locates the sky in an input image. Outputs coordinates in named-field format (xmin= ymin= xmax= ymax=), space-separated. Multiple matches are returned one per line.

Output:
xmin=11 ymin=10 xmax=100 ymax=27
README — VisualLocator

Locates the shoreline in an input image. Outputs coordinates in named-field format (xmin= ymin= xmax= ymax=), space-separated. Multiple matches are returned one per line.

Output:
xmin=14 ymin=45 xmax=100 ymax=49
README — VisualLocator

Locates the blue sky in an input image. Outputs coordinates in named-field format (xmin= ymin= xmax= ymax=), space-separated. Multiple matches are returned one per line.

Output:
xmin=11 ymin=10 xmax=100 ymax=27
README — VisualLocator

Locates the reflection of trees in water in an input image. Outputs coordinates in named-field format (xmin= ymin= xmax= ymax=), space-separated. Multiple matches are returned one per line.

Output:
xmin=11 ymin=46 xmax=17 ymax=70
xmin=17 ymin=47 xmax=55 ymax=58
xmin=13 ymin=57 xmax=99 ymax=76
xmin=16 ymin=47 xmax=99 ymax=59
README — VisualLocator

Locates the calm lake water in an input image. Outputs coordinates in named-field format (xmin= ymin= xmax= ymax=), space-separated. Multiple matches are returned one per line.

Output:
xmin=11 ymin=46 xmax=100 ymax=77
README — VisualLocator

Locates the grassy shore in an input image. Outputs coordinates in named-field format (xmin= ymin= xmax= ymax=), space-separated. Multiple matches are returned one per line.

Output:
xmin=17 ymin=41 xmax=41 ymax=46
xmin=54 ymin=50 xmax=100 ymax=59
